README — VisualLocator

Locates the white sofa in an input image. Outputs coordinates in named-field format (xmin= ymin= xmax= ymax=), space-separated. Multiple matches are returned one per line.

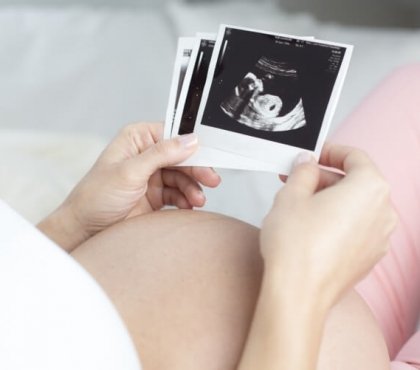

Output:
xmin=1 ymin=1 xmax=419 ymax=225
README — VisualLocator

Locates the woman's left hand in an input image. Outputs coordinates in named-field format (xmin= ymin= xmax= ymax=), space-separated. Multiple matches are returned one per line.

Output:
xmin=38 ymin=122 xmax=221 ymax=251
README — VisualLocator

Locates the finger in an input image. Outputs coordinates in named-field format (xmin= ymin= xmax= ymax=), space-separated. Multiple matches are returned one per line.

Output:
xmin=161 ymin=169 xmax=206 ymax=207
xmin=320 ymin=143 xmax=373 ymax=174
xmin=176 ymin=166 xmax=221 ymax=188
xmin=317 ymin=167 xmax=344 ymax=190
xmin=119 ymin=122 xmax=164 ymax=142
xmin=280 ymin=167 xmax=343 ymax=191
xmin=162 ymin=187 xmax=193 ymax=209
xmin=283 ymin=152 xmax=320 ymax=198
xmin=147 ymin=122 xmax=164 ymax=141
xmin=124 ymin=133 xmax=199 ymax=182
xmin=100 ymin=122 xmax=164 ymax=163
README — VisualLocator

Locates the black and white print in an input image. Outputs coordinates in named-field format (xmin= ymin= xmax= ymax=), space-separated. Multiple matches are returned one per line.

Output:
xmin=220 ymin=57 xmax=306 ymax=132
xmin=170 ymin=36 xmax=275 ymax=171
xmin=171 ymin=36 xmax=215 ymax=137
xmin=164 ymin=37 xmax=195 ymax=139
xmin=195 ymin=25 xmax=352 ymax=173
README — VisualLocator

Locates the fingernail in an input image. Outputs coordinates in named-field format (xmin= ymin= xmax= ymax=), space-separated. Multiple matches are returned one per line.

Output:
xmin=197 ymin=190 xmax=206 ymax=201
xmin=293 ymin=152 xmax=315 ymax=167
xmin=210 ymin=167 xmax=221 ymax=180
xmin=177 ymin=133 xmax=198 ymax=149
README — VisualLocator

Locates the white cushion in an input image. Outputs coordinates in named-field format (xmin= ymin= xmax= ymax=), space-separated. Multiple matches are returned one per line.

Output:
xmin=0 ymin=129 xmax=106 ymax=223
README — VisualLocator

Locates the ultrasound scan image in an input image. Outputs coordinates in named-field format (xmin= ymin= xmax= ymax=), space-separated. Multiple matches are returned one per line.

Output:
xmin=200 ymin=27 xmax=347 ymax=150
xmin=179 ymin=39 xmax=215 ymax=135
xmin=175 ymin=49 xmax=192 ymax=109
xmin=220 ymin=57 xmax=306 ymax=132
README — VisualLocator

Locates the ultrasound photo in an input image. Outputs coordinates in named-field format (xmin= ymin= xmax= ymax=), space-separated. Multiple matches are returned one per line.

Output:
xmin=220 ymin=57 xmax=306 ymax=132
xmin=172 ymin=37 xmax=215 ymax=136
xmin=165 ymin=25 xmax=352 ymax=173
xmin=176 ymin=49 xmax=192 ymax=108
xmin=164 ymin=37 xmax=195 ymax=139
xmin=196 ymin=25 xmax=351 ymax=154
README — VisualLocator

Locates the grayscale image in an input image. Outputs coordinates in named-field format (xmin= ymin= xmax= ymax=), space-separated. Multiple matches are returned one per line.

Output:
xmin=175 ymin=49 xmax=192 ymax=109
xmin=164 ymin=37 xmax=196 ymax=139
xmin=220 ymin=57 xmax=306 ymax=132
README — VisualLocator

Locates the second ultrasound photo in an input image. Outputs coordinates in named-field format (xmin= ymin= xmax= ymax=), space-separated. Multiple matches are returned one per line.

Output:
xmin=172 ymin=36 xmax=215 ymax=137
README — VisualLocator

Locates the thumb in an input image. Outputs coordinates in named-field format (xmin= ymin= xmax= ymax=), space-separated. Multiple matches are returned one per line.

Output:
xmin=124 ymin=133 xmax=198 ymax=180
xmin=284 ymin=152 xmax=320 ymax=198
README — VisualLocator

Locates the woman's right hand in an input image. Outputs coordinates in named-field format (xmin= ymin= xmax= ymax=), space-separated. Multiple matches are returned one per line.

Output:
xmin=260 ymin=144 xmax=398 ymax=309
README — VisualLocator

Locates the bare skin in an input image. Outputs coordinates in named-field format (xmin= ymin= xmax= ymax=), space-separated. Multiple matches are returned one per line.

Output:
xmin=72 ymin=209 xmax=390 ymax=370
xmin=38 ymin=122 xmax=395 ymax=369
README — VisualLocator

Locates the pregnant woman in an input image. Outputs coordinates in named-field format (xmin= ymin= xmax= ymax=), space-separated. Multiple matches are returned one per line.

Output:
xmin=2 ymin=64 xmax=420 ymax=369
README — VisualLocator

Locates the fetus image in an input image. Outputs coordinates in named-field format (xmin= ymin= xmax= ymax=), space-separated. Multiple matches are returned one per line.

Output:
xmin=220 ymin=57 xmax=306 ymax=132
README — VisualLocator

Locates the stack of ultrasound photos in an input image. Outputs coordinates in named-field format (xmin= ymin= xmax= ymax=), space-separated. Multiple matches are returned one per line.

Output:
xmin=164 ymin=24 xmax=353 ymax=174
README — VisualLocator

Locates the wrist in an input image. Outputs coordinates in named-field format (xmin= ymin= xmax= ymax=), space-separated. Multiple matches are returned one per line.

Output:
xmin=263 ymin=263 xmax=334 ymax=315
xmin=37 ymin=202 xmax=90 ymax=253
xmin=238 ymin=264 xmax=331 ymax=370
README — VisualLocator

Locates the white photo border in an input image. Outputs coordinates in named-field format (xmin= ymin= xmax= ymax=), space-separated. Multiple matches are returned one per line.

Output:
xmin=194 ymin=24 xmax=353 ymax=174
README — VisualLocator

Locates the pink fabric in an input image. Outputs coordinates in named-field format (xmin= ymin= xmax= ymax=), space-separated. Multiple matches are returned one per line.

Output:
xmin=396 ymin=331 xmax=420 ymax=369
xmin=331 ymin=64 xmax=420 ymax=368
xmin=391 ymin=364 xmax=420 ymax=370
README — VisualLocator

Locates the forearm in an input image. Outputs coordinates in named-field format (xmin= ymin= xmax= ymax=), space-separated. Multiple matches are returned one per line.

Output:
xmin=37 ymin=203 xmax=89 ymax=253
xmin=238 ymin=269 xmax=329 ymax=370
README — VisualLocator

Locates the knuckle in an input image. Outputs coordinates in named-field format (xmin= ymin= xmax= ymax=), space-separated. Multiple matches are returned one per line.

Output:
xmin=350 ymin=147 xmax=370 ymax=165
xmin=121 ymin=123 xmax=139 ymax=135
xmin=364 ymin=172 xmax=391 ymax=198
xmin=120 ymin=124 xmax=141 ymax=146
xmin=352 ymin=147 xmax=368 ymax=159
xmin=301 ymin=162 xmax=319 ymax=175
xmin=120 ymin=122 xmax=150 ymax=140
xmin=358 ymin=148 xmax=370 ymax=160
